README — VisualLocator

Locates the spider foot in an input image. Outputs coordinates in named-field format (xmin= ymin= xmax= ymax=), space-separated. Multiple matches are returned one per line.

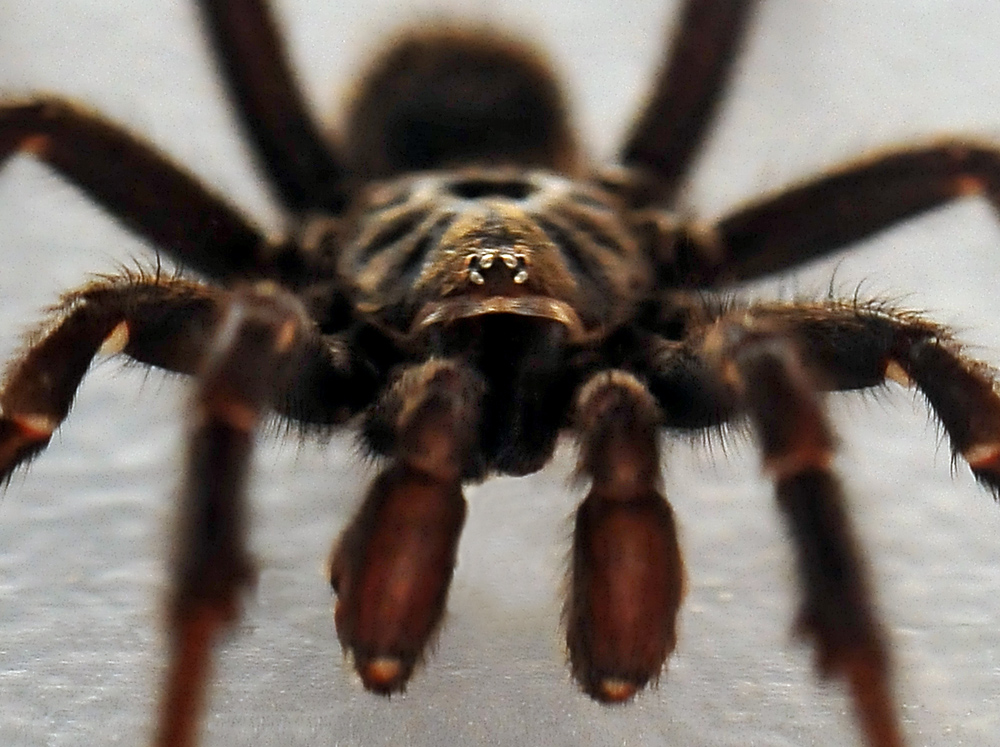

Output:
xmin=567 ymin=371 xmax=684 ymax=703
xmin=779 ymin=471 xmax=906 ymax=747
xmin=329 ymin=464 xmax=466 ymax=694
xmin=795 ymin=611 xmax=903 ymax=747
xmin=566 ymin=489 xmax=683 ymax=703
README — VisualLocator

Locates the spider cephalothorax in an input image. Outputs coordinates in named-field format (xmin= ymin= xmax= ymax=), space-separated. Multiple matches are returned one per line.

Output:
xmin=4 ymin=2 xmax=1000 ymax=746
xmin=338 ymin=167 xmax=649 ymax=344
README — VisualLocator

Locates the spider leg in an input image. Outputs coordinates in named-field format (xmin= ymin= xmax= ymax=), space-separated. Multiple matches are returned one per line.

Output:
xmin=0 ymin=100 xmax=318 ymax=284
xmin=196 ymin=0 xmax=347 ymax=213
xmin=638 ymin=299 xmax=1000 ymax=746
xmin=711 ymin=321 xmax=905 ymax=747
xmin=620 ymin=0 xmax=760 ymax=206
xmin=647 ymin=142 xmax=1000 ymax=285
xmin=0 ymin=275 xmax=222 ymax=480
xmin=0 ymin=271 xmax=378 ymax=473
xmin=156 ymin=283 xmax=310 ymax=747
xmin=746 ymin=301 xmax=1000 ymax=492
xmin=1 ymin=274 xmax=380 ymax=741
xmin=329 ymin=359 xmax=482 ymax=694
xmin=645 ymin=297 xmax=1000 ymax=490
xmin=566 ymin=370 xmax=684 ymax=703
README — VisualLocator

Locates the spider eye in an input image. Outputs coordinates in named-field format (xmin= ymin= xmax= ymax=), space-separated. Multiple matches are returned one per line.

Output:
xmin=447 ymin=178 xmax=535 ymax=201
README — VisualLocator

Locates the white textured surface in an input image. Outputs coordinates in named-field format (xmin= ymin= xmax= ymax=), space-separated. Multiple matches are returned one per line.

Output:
xmin=2 ymin=1 xmax=1000 ymax=745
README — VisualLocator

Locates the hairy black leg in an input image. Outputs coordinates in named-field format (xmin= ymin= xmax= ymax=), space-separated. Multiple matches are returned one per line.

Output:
xmin=650 ymin=142 xmax=1000 ymax=285
xmin=566 ymin=370 xmax=684 ymax=703
xmin=0 ymin=275 xmax=222 ymax=480
xmin=330 ymin=359 xmax=483 ymax=693
xmin=714 ymin=325 xmax=905 ymax=747
xmin=0 ymin=271 xmax=373 ymax=475
xmin=275 ymin=329 xmax=382 ymax=429
xmin=620 ymin=0 xmax=760 ymax=206
xmin=635 ymin=330 xmax=739 ymax=430
xmin=156 ymin=283 xmax=310 ymax=747
xmin=741 ymin=301 xmax=1000 ymax=493
xmin=196 ymin=0 xmax=347 ymax=213
xmin=0 ymin=100 xmax=292 ymax=282
xmin=642 ymin=297 xmax=1000 ymax=492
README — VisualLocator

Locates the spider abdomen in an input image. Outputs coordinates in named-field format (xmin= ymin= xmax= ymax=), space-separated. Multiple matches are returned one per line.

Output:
xmin=343 ymin=28 xmax=580 ymax=179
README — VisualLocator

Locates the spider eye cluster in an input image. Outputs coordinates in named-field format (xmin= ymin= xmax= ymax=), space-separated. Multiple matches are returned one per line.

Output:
xmin=465 ymin=250 xmax=529 ymax=286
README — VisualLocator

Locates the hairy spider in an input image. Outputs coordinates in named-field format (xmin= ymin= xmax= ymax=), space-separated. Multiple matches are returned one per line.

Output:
xmin=3 ymin=1 xmax=1000 ymax=746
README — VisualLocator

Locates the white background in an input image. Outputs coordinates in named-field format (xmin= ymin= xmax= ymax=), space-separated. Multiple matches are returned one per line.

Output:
xmin=2 ymin=1 xmax=1000 ymax=745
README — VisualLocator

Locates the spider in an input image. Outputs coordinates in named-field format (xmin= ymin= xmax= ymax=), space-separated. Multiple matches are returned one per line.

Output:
xmin=2 ymin=1 xmax=1000 ymax=746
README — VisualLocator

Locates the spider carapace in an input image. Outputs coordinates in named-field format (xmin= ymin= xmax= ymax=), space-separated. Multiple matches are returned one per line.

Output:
xmin=3 ymin=1 xmax=1000 ymax=746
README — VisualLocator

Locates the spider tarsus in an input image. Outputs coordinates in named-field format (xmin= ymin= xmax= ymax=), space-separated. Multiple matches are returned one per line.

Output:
xmin=330 ymin=464 xmax=466 ymax=694
xmin=843 ymin=652 xmax=907 ymax=747
xmin=567 ymin=490 xmax=683 ymax=702
xmin=157 ymin=601 xmax=236 ymax=747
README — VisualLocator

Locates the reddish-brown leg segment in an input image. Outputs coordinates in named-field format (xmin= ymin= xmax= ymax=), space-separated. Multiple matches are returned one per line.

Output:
xmin=638 ymin=299 xmax=1000 ymax=745
xmin=330 ymin=359 xmax=483 ymax=693
xmin=0 ymin=271 xmax=381 ymax=744
xmin=566 ymin=370 xmax=684 ymax=703
xmin=156 ymin=283 xmax=310 ymax=747
xmin=718 ymin=324 xmax=905 ymax=747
